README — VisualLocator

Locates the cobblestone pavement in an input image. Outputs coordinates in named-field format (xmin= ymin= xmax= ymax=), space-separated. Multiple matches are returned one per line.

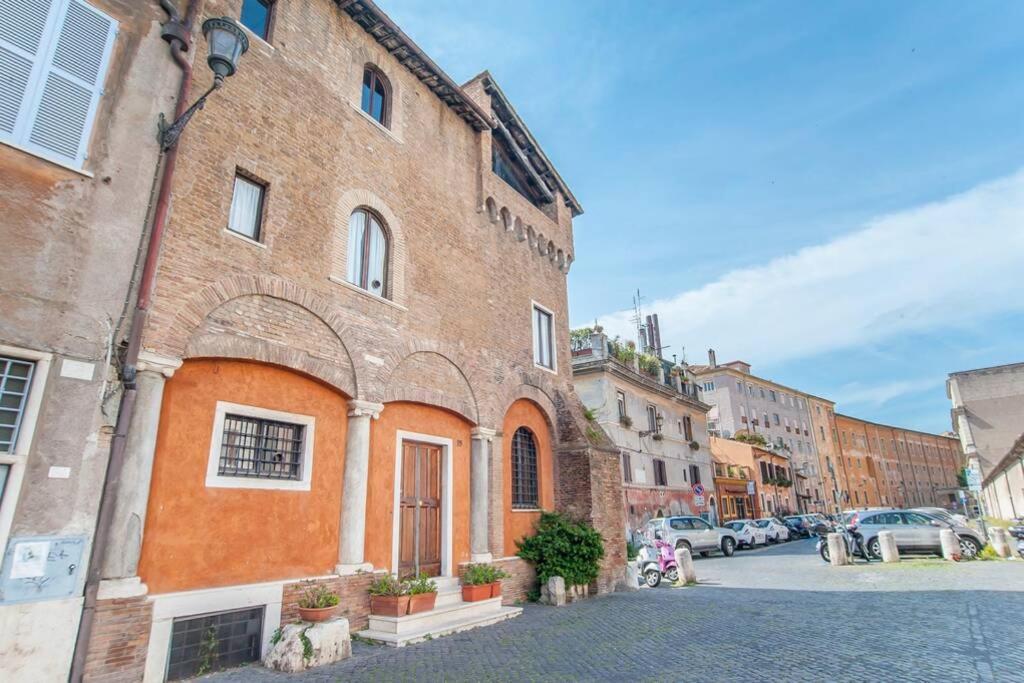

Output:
xmin=202 ymin=540 xmax=1024 ymax=682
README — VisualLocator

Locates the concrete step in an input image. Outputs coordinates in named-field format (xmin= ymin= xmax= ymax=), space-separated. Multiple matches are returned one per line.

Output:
xmin=368 ymin=596 xmax=504 ymax=635
xmin=358 ymin=604 xmax=522 ymax=647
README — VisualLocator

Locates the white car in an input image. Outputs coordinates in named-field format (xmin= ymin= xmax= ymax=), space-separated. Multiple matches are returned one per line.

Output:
xmin=755 ymin=517 xmax=790 ymax=542
xmin=723 ymin=520 xmax=767 ymax=548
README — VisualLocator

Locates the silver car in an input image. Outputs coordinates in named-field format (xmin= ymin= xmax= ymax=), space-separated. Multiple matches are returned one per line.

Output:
xmin=854 ymin=509 xmax=983 ymax=558
xmin=644 ymin=516 xmax=738 ymax=557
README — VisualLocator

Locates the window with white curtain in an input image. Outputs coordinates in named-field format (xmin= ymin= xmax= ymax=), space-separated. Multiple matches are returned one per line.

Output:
xmin=228 ymin=174 xmax=265 ymax=240
xmin=346 ymin=208 xmax=389 ymax=297
xmin=532 ymin=304 xmax=554 ymax=370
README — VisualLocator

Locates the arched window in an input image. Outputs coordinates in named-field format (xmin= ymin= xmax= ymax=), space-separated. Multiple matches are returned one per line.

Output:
xmin=346 ymin=209 xmax=388 ymax=297
xmin=361 ymin=66 xmax=390 ymax=126
xmin=511 ymin=427 xmax=539 ymax=509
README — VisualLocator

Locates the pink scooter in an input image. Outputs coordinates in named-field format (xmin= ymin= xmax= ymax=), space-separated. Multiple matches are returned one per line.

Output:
xmin=637 ymin=536 xmax=679 ymax=588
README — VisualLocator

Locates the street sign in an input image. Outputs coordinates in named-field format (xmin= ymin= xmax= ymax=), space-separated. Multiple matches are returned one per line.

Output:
xmin=692 ymin=483 xmax=705 ymax=496
xmin=746 ymin=481 xmax=755 ymax=495
xmin=966 ymin=464 xmax=982 ymax=492
xmin=694 ymin=495 xmax=705 ymax=507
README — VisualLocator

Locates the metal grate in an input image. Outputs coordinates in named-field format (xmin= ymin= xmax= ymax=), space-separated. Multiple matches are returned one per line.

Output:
xmin=219 ymin=414 xmax=304 ymax=480
xmin=167 ymin=607 xmax=263 ymax=680
xmin=0 ymin=356 xmax=34 ymax=453
xmin=511 ymin=427 xmax=538 ymax=509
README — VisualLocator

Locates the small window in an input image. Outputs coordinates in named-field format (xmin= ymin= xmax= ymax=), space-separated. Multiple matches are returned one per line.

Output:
xmin=532 ymin=305 xmax=554 ymax=370
xmin=361 ymin=66 xmax=390 ymax=127
xmin=347 ymin=208 xmax=389 ymax=297
xmin=0 ymin=357 xmax=34 ymax=453
xmin=646 ymin=405 xmax=658 ymax=433
xmin=683 ymin=415 xmax=693 ymax=441
xmin=703 ymin=381 xmax=715 ymax=392
xmin=653 ymin=458 xmax=668 ymax=486
xmin=219 ymin=414 xmax=304 ymax=480
xmin=616 ymin=390 xmax=627 ymax=419
xmin=240 ymin=0 xmax=274 ymax=41
xmin=689 ymin=464 xmax=700 ymax=485
xmin=511 ymin=427 xmax=539 ymax=508
xmin=167 ymin=607 xmax=264 ymax=680
xmin=769 ymin=390 xmax=777 ymax=402
xmin=228 ymin=173 xmax=266 ymax=241
xmin=622 ymin=451 xmax=632 ymax=484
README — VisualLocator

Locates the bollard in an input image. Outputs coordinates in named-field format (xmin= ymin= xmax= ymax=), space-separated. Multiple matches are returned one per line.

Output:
xmin=674 ymin=546 xmax=697 ymax=585
xmin=990 ymin=528 xmax=1011 ymax=558
xmin=877 ymin=531 xmax=900 ymax=563
xmin=939 ymin=529 xmax=960 ymax=560
xmin=827 ymin=533 xmax=850 ymax=566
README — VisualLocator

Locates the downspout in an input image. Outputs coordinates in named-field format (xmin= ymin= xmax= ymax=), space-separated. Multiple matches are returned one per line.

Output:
xmin=69 ymin=2 xmax=198 ymax=680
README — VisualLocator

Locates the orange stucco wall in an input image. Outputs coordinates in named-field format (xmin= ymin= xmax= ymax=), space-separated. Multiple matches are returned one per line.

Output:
xmin=364 ymin=401 xmax=473 ymax=574
xmin=502 ymin=399 xmax=555 ymax=557
xmin=138 ymin=359 xmax=349 ymax=594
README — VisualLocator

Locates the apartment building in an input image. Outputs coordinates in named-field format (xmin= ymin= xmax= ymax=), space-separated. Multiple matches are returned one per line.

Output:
xmin=692 ymin=352 xmax=827 ymax=513
xmin=806 ymin=396 xmax=848 ymax=514
xmin=572 ymin=328 xmax=714 ymax=531
xmin=0 ymin=2 xmax=180 ymax=680
xmin=711 ymin=437 xmax=796 ymax=518
xmin=948 ymin=362 xmax=1024 ymax=520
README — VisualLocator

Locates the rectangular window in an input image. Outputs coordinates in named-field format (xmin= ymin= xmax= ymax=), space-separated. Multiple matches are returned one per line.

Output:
xmin=689 ymin=464 xmax=700 ymax=485
xmin=228 ymin=173 xmax=266 ymax=241
xmin=820 ymin=426 xmax=826 ymax=439
xmin=622 ymin=452 xmax=632 ymax=483
xmin=532 ymin=304 xmax=554 ymax=370
xmin=646 ymin=405 xmax=658 ymax=433
xmin=683 ymin=415 xmax=693 ymax=441
xmin=759 ymin=388 xmax=765 ymax=399
xmin=773 ymin=413 xmax=780 ymax=425
xmin=239 ymin=0 xmax=274 ymax=40
xmin=616 ymin=390 xmax=626 ymax=419
xmin=763 ymin=413 xmax=769 ymax=429
xmin=219 ymin=414 xmax=304 ymax=480
xmin=653 ymin=458 xmax=667 ymax=486
xmin=0 ymin=0 xmax=118 ymax=169
xmin=769 ymin=390 xmax=777 ymax=402
xmin=0 ymin=357 xmax=35 ymax=453
xmin=703 ymin=381 xmax=715 ymax=392
xmin=759 ymin=461 xmax=769 ymax=483
xmin=167 ymin=607 xmax=264 ymax=680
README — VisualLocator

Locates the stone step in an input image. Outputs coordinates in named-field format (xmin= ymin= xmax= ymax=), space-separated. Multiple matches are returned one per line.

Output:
xmin=368 ymin=596 xmax=505 ymax=635
xmin=358 ymin=605 xmax=522 ymax=648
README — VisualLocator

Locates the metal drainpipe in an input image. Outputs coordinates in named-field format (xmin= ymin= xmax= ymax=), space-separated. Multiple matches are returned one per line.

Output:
xmin=68 ymin=2 xmax=198 ymax=680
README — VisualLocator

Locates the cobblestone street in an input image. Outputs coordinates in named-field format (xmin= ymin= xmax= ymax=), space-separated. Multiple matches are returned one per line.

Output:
xmin=202 ymin=540 xmax=1024 ymax=682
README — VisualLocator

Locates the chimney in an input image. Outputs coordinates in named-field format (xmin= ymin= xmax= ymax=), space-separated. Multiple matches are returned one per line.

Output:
xmin=639 ymin=326 xmax=648 ymax=352
xmin=708 ymin=348 xmax=717 ymax=368
xmin=652 ymin=314 xmax=662 ymax=358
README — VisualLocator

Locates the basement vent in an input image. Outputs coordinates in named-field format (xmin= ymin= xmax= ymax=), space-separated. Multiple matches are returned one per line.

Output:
xmin=166 ymin=606 xmax=263 ymax=680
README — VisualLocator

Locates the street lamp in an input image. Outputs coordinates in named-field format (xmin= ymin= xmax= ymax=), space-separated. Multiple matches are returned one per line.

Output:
xmin=159 ymin=17 xmax=249 ymax=151
xmin=638 ymin=413 xmax=664 ymax=438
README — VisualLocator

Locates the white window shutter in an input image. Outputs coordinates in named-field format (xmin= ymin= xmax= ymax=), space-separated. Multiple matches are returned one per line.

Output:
xmin=25 ymin=0 xmax=116 ymax=167
xmin=0 ymin=0 xmax=57 ymax=137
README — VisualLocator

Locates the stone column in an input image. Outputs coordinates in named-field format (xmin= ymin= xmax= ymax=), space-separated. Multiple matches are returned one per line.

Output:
xmin=488 ymin=431 xmax=505 ymax=558
xmin=470 ymin=427 xmax=496 ymax=562
xmin=336 ymin=400 xmax=383 ymax=575
xmin=99 ymin=352 xmax=181 ymax=598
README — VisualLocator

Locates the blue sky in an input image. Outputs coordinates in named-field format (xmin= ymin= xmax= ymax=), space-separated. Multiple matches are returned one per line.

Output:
xmin=384 ymin=1 xmax=1024 ymax=434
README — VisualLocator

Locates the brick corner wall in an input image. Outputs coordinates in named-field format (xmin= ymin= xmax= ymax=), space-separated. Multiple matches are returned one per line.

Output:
xmin=281 ymin=572 xmax=383 ymax=632
xmin=83 ymin=595 xmax=153 ymax=683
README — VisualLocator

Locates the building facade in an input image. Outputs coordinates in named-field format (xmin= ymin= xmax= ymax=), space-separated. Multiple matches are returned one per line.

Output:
xmin=806 ymin=396 xmax=848 ymax=514
xmin=67 ymin=1 xmax=626 ymax=681
xmin=711 ymin=437 xmax=797 ymax=518
xmin=948 ymin=362 xmax=1024 ymax=520
xmin=692 ymin=353 xmax=827 ymax=513
xmin=572 ymin=329 xmax=714 ymax=532
xmin=0 ymin=2 xmax=179 ymax=680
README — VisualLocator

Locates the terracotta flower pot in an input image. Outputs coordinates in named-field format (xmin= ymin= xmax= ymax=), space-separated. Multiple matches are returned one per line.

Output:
xmin=407 ymin=592 xmax=437 ymax=614
xmin=489 ymin=581 xmax=502 ymax=598
xmin=461 ymin=584 xmax=491 ymax=602
xmin=370 ymin=594 xmax=410 ymax=617
xmin=298 ymin=605 xmax=338 ymax=623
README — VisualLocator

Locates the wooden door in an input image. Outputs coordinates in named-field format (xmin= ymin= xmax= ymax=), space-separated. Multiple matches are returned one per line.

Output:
xmin=398 ymin=441 xmax=442 ymax=578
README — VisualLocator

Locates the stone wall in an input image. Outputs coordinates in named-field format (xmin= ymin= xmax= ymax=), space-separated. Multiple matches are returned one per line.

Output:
xmin=83 ymin=596 xmax=153 ymax=682
xmin=281 ymin=573 xmax=383 ymax=632
xmin=491 ymin=557 xmax=537 ymax=605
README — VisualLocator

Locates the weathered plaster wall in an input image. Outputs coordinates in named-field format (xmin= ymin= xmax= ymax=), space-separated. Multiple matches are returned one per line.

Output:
xmin=501 ymin=399 xmax=555 ymax=557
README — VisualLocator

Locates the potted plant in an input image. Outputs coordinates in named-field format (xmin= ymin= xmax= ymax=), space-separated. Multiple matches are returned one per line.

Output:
xmin=406 ymin=573 xmax=438 ymax=614
xmin=487 ymin=565 xmax=510 ymax=598
xmin=297 ymin=584 xmax=340 ymax=623
xmin=460 ymin=563 xmax=492 ymax=602
xmin=620 ymin=415 xmax=633 ymax=429
xmin=368 ymin=575 xmax=409 ymax=617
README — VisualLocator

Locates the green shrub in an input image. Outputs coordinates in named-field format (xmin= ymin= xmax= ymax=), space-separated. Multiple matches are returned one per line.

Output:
xmin=516 ymin=511 xmax=605 ymax=586
xmin=626 ymin=541 xmax=640 ymax=561
xmin=297 ymin=584 xmax=340 ymax=609
xmin=368 ymin=574 xmax=406 ymax=596
xmin=406 ymin=572 xmax=438 ymax=594
xmin=461 ymin=563 xmax=493 ymax=585
xmin=976 ymin=544 xmax=1001 ymax=561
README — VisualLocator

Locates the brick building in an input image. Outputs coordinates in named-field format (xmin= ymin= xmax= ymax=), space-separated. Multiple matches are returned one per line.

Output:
xmin=572 ymin=328 xmax=714 ymax=532
xmin=57 ymin=0 xmax=628 ymax=680
xmin=0 ymin=2 xmax=179 ymax=680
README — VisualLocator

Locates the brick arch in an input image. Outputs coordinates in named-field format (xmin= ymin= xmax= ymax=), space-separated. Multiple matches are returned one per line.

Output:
xmin=332 ymin=188 xmax=408 ymax=307
xmin=166 ymin=275 xmax=367 ymax=398
xmin=493 ymin=378 xmax=558 ymax=438
xmin=379 ymin=342 xmax=481 ymax=424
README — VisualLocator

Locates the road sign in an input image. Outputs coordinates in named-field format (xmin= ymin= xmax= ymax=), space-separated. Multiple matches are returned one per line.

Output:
xmin=694 ymin=495 xmax=705 ymax=507
xmin=692 ymin=483 xmax=705 ymax=496
xmin=746 ymin=481 xmax=755 ymax=495
xmin=966 ymin=464 xmax=982 ymax=492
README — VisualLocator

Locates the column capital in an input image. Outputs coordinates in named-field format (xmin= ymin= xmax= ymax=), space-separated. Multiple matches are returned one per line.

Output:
xmin=470 ymin=427 xmax=498 ymax=441
xmin=137 ymin=351 xmax=183 ymax=378
xmin=348 ymin=399 xmax=384 ymax=419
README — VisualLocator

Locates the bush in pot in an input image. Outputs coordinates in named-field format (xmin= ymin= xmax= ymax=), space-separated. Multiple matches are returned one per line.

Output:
xmin=460 ymin=563 xmax=493 ymax=602
xmin=405 ymin=573 xmax=438 ymax=614
xmin=297 ymin=584 xmax=340 ymax=623
xmin=368 ymin=575 xmax=409 ymax=617
xmin=485 ymin=564 xmax=510 ymax=598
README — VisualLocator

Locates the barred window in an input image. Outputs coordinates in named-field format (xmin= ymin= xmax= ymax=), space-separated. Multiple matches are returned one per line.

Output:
xmin=511 ymin=427 xmax=539 ymax=509
xmin=167 ymin=607 xmax=263 ymax=680
xmin=219 ymin=414 xmax=304 ymax=480
xmin=1 ymin=357 xmax=34 ymax=453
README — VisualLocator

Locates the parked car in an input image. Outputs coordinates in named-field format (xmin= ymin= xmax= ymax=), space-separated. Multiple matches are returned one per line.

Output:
xmin=784 ymin=515 xmax=822 ymax=538
xmin=723 ymin=520 xmax=768 ymax=548
xmin=852 ymin=509 xmax=983 ymax=558
xmin=644 ymin=516 xmax=738 ymax=558
xmin=911 ymin=507 xmax=968 ymax=527
xmin=755 ymin=517 xmax=790 ymax=542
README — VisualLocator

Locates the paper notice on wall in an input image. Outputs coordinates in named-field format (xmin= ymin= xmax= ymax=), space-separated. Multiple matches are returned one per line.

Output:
xmin=10 ymin=541 xmax=49 ymax=579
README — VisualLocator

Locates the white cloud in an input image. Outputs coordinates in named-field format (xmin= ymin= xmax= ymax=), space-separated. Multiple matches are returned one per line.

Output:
xmin=833 ymin=378 xmax=945 ymax=408
xmin=594 ymin=169 xmax=1024 ymax=366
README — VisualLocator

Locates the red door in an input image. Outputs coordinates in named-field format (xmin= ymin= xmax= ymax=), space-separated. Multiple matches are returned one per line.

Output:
xmin=398 ymin=441 xmax=442 ymax=578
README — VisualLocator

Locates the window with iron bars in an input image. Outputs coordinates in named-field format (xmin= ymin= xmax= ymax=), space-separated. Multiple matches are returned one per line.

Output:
xmin=1 ymin=356 xmax=34 ymax=453
xmin=167 ymin=607 xmax=263 ymax=680
xmin=219 ymin=414 xmax=305 ymax=480
xmin=511 ymin=427 xmax=539 ymax=508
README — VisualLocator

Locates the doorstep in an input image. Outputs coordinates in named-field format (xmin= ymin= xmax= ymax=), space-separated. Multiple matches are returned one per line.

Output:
xmin=357 ymin=593 xmax=522 ymax=647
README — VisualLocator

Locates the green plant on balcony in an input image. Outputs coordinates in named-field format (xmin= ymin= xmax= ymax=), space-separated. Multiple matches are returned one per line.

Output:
xmin=733 ymin=432 xmax=768 ymax=447
xmin=637 ymin=353 xmax=660 ymax=376
xmin=620 ymin=414 xmax=633 ymax=429
xmin=608 ymin=337 xmax=636 ymax=364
